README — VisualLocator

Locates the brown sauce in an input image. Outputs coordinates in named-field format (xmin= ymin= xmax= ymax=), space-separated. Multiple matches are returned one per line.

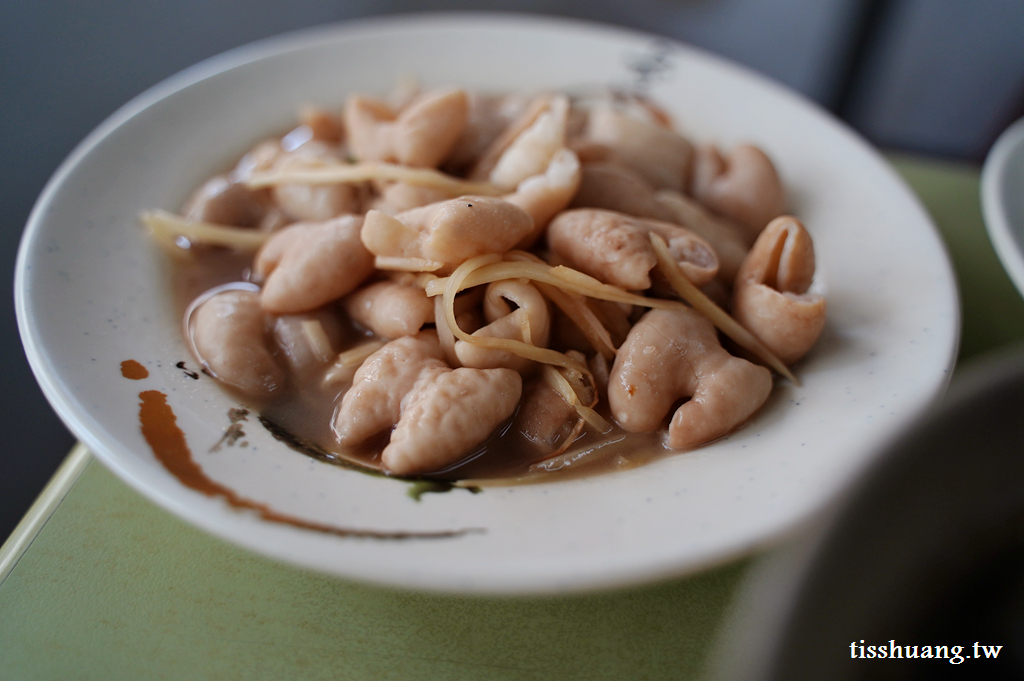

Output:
xmin=137 ymin=389 xmax=479 ymax=539
xmin=171 ymin=248 xmax=678 ymax=483
xmin=170 ymin=248 xmax=255 ymax=319
xmin=120 ymin=359 xmax=149 ymax=380
xmin=253 ymin=361 xmax=670 ymax=483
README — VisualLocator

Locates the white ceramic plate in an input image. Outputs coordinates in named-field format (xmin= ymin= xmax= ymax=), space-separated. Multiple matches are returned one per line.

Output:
xmin=15 ymin=14 xmax=959 ymax=594
xmin=982 ymin=116 xmax=1024 ymax=299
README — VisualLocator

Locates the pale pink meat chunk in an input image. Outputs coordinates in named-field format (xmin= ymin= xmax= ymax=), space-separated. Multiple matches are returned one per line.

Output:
xmin=182 ymin=175 xmax=270 ymax=228
xmin=690 ymin=143 xmax=786 ymax=238
xmin=569 ymin=162 xmax=670 ymax=221
xmin=568 ymin=164 xmax=751 ymax=283
xmin=333 ymin=333 xmax=447 ymax=447
xmin=254 ymin=215 xmax=374 ymax=314
xmin=416 ymin=198 xmax=533 ymax=264
xmin=653 ymin=189 xmax=750 ymax=283
xmin=547 ymin=209 xmax=656 ymax=290
xmin=297 ymin=104 xmax=344 ymax=144
xmin=383 ymin=367 xmax=522 ymax=475
xmin=547 ymin=209 xmax=719 ymax=290
xmin=333 ymin=332 xmax=522 ymax=476
xmin=580 ymin=102 xmax=693 ymax=191
xmin=444 ymin=91 xmax=530 ymax=173
xmin=608 ymin=308 xmax=772 ymax=449
xmin=344 ymin=280 xmax=434 ymax=339
xmin=370 ymin=181 xmax=451 ymax=214
xmin=486 ymin=95 xmax=569 ymax=190
xmin=503 ymin=148 xmax=581 ymax=248
xmin=344 ymin=88 xmax=469 ymax=168
xmin=229 ymin=139 xmax=282 ymax=183
xmin=468 ymin=95 xmax=566 ymax=184
xmin=269 ymin=141 xmax=363 ymax=222
xmin=361 ymin=196 xmax=534 ymax=268
xmin=191 ymin=289 xmax=285 ymax=400
xmin=732 ymin=216 xmax=826 ymax=365
xmin=645 ymin=220 xmax=720 ymax=287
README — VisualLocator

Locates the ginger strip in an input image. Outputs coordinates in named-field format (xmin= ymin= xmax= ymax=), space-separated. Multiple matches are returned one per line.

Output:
xmin=506 ymin=251 xmax=617 ymax=360
xmin=649 ymin=232 xmax=799 ymax=385
xmin=140 ymin=209 xmax=271 ymax=251
xmin=542 ymin=365 xmax=612 ymax=434
xmin=301 ymin=319 xmax=334 ymax=363
xmin=322 ymin=340 xmax=386 ymax=388
xmin=425 ymin=259 xmax=686 ymax=312
xmin=246 ymin=162 xmax=503 ymax=197
xmin=440 ymin=255 xmax=592 ymax=378
xmin=374 ymin=256 xmax=444 ymax=272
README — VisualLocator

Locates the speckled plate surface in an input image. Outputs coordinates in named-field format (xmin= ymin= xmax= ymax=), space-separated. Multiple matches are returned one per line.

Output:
xmin=15 ymin=14 xmax=958 ymax=594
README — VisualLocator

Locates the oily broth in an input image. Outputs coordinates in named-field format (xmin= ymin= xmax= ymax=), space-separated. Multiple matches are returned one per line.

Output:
xmin=173 ymin=247 xmax=676 ymax=482
xmin=171 ymin=248 xmax=255 ymax=320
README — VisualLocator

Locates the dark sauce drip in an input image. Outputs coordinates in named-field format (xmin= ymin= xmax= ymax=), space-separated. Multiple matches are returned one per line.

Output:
xmin=137 ymin=389 xmax=479 ymax=539
xmin=176 ymin=361 xmax=200 ymax=380
xmin=209 ymin=408 xmax=250 ymax=453
xmin=120 ymin=359 xmax=149 ymax=380
xmin=258 ymin=414 xmax=385 ymax=476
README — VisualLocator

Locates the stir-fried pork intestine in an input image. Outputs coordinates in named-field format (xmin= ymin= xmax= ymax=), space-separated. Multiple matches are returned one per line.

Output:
xmin=547 ymin=209 xmax=719 ymax=291
xmin=361 ymin=196 xmax=534 ymax=271
xmin=569 ymin=162 xmax=671 ymax=221
xmin=651 ymin=189 xmax=750 ymax=284
xmin=732 ymin=216 xmax=827 ymax=365
xmin=485 ymin=95 xmax=570 ymax=190
xmin=254 ymin=215 xmax=375 ymax=314
xmin=344 ymin=88 xmax=469 ymax=168
xmin=333 ymin=332 xmax=447 ymax=444
xmin=444 ymin=91 xmax=531 ymax=173
xmin=152 ymin=85 xmax=826 ymax=480
xmin=370 ymin=181 xmax=452 ymax=215
xmin=468 ymin=95 xmax=567 ymax=184
xmin=573 ymin=99 xmax=693 ymax=191
xmin=183 ymin=175 xmax=273 ymax=229
xmin=384 ymin=365 xmax=522 ymax=476
xmin=609 ymin=308 xmax=773 ymax=450
xmin=333 ymin=332 xmax=522 ymax=475
xmin=190 ymin=289 xmax=286 ymax=400
xmin=690 ymin=143 xmax=787 ymax=239
xmin=269 ymin=141 xmax=365 ymax=222
xmin=344 ymin=280 xmax=434 ymax=339
xmin=503 ymin=148 xmax=581 ymax=247
xmin=296 ymin=104 xmax=345 ymax=145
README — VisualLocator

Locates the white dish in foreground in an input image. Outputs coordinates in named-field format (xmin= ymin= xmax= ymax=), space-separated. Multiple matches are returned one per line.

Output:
xmin=15 ymin=15 xmax=959 ymax=593
xmin=982 ymin=116 xmax=1024 ymax=299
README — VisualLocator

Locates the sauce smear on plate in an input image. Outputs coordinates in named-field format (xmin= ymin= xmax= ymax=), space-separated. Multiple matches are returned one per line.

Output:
xmin=137 ymin=389 xmax=477 ymax=539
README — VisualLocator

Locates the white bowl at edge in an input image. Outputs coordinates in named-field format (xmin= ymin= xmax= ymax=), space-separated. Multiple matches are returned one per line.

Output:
xmin=982 ymin=116 xmax=1024 ymax=299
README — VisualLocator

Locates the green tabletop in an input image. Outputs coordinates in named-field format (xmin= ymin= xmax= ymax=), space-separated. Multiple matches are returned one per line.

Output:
xmin=3 ymin=155 xmax=1023 ymax=681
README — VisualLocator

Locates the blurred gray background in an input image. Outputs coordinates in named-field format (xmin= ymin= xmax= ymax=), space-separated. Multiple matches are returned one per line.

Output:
xmin=2 ymin=0 xmax=1023 ymax=542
